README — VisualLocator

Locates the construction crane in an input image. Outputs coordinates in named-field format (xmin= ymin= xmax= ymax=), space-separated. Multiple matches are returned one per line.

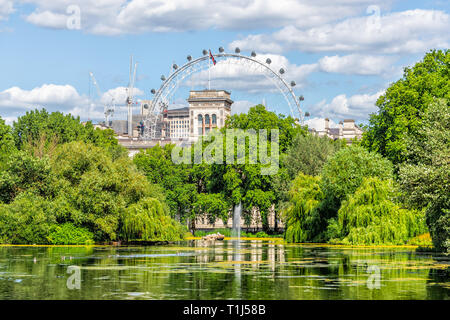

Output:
xmin=126 ymin=55 xmax=138 ymax=137
xmin=89 ymin=71 xmax=115 ymax=126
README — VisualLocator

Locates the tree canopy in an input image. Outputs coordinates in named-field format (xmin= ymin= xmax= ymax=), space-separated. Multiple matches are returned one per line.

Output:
xmin=398 ymin=99 xmax=450 ymax=252
xmin=361 ymin=49 xmax=450 ymax=165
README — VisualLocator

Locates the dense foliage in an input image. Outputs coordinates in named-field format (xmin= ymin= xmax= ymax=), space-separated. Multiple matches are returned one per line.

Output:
xmin=361 ymin=49 xmax=449 ymax=165
xmin=284 ymin=174 xmax=324 ymax=243
xmin=12 ymin=109 xmax=125 ymax=158
xmin=331 ymin=178 xmax=427 ymax=245
xmin=398 ymin=99 xmax=450 ymax=252
xmin=121 ymin=197 xmax=185 ymax=241
xmin=284 ymin=133 xmax=343 ymax=177
xmin=0 ymin=49 xmax=446 ymax=250
xmin=0 ymin=111 xmax=185 ymax=244
xmin=134 ymin=105 xmax=306 ymax=232
xmin=320 ymin=145 xmax=394 ymax=215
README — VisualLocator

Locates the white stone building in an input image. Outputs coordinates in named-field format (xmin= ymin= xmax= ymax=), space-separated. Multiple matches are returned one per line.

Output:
xmin=310 ymin=118 xmax=363 ymax=144
xmin=137 ymin=89 xmax=232 ymax=142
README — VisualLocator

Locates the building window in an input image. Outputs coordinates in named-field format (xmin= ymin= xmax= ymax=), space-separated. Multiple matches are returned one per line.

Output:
xmin=212 ymin=114 xmax=216 ymax=125
xmin=198 ymin=114 xmax=203 ymax=125
xmin=205 ymin=114 xmax=210 ymax=125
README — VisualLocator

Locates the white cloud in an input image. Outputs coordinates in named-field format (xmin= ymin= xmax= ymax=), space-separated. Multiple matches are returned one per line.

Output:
xmin=310 ymin=90 xmax=384 ymax=121
xmin=101 ymin=86 xmax=144 ymax=106
xmin=0 ymin=0 xmax=14 ymax=21
xmin=0 ymin=83 xmax=145 ymax=122
xmin=26 ymin=10 xmax=69 ymax=29
xmin=184 ymin=53 xmax=318 ymax=94
xmin=318 ymin=54 xmax=397 ymax=76
xmin=21 ymin=0 xmax=386 ymax=35
xmin=231 ymin=100 xmax=254 ymax=115
xmin=0 ymin=84 xmax=87 ymax=110
xmin=230 ymin=9 xmax=450 ymax=54
xmin=2 ymin=116 xmax=17 ymax=126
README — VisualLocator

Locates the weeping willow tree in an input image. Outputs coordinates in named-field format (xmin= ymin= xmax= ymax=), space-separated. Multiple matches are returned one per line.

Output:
xmin=334 ymin=177 xmax=427 ymax=245
xmin=284 ymin=173 xmax=324 ymax=243
xmin=121 ymin=197 xmax=185 ymax=241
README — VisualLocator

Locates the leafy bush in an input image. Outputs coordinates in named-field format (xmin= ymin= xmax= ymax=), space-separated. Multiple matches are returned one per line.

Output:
xmin=333 ymin=178 xmax=427 ymax=245
xmin=48 ymin=223 xmax=94 ymax=245
xmin=0 ymin=192 xmax=56 ymax=244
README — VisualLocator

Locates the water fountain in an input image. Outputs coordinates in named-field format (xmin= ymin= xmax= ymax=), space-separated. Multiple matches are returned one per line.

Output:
xmin=232 ymin=202 xmax=242 ymax=298
xmin=232 ymin=202 xmax=242 ymax=239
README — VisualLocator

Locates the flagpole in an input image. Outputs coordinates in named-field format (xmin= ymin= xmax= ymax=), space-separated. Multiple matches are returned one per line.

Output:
xmin=208 ymin=54 xmax=211 ymax=90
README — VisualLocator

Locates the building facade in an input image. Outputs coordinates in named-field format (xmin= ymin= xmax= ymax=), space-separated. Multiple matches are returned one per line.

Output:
xmin=310 ymin=118 xmax=363 ymax=143
xmin=137 ymin=89 xmax=233 ymax=142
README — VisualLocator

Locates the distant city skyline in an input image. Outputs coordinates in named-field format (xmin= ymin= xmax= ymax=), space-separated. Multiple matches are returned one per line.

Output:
xmin=0 ymin=0 xmax=448 ymax=130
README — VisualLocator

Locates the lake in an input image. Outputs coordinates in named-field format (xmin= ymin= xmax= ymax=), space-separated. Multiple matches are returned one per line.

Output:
xmin=0 ymin=239 xmax=448 ymax=300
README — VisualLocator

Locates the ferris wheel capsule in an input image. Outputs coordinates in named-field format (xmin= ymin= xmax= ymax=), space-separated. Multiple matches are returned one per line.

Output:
xmin=219 ymin=47 xmax=224 ymax=53
xmin=187 ymin=55 xmax=192 ymax=61
xmin=266 ymin=58 xmax=271 ymax=64
xmin=251 ymin=51 xmax=256 ymax=57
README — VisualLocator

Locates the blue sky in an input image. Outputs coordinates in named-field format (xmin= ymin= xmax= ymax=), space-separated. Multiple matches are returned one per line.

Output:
xmin=0 ymin=0 xmax=448 ymax=129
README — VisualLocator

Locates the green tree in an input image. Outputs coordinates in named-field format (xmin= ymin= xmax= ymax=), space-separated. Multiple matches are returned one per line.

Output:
xmin=284 ymin=133 xmax=343 ymax=177
xmin=362 ymin=49 xmax=450 ymax=165
xmin=284 ymin=173 xmax=324 ymax=243
xmin=0 ymin=151 xmax=57 ymax=203
xmin=0 ymin=192 xmax=57 ymax=244
xmin=398 ymin=99 xmax=450 ymax=252
xmin=121 ymin=197 xmax=185 ymax=242
xmin=0 ymin=117 xmax=16 ymax=170
xmin=12 ymin=108 xmax=124 ymax=157
xmin=226 ymin=104 xmax=305 ymax=153
xmin=334 ymin=177 xmax=427 ymax=245
xmin=320 ymin=145 xmax=394 ymax=216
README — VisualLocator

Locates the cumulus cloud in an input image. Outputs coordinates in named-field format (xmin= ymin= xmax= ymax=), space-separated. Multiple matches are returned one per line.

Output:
xmin=101 ymin=86 xmax=144 ymax=106
xmin=317 ymin=54 xmax=397 ymax=76
xmin=309 ymin=90 xmax=384 ymax=121
xmin=0 ymin=83 xmax=145 ymax=122
xmin=0 ymin=84 xmax=88 ymax=110
xmin=230 ymin=9 xmax=450 ymax=54
xmin=21 ymin=0 xmax=385 ymax=35
xmin=231 ymin=100 xmax=254 ymax=115
xmin=184 ymin=53 xmax=318 ymax=94
xmin=0 ymin=0 xmax=14 ymax=21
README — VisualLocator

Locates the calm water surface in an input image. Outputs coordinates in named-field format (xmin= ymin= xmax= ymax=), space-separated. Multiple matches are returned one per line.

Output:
xmin=0 ymin=240 xmax=448 ymax=300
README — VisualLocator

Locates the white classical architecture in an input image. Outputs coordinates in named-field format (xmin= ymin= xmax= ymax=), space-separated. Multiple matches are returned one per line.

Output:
xmin=135 ymin=90 xmax=232 ymax=142
xmin=310 ymin=118 xmax=363 ymax=143
xmin=187 ymin=90 xmax=232 ymax=141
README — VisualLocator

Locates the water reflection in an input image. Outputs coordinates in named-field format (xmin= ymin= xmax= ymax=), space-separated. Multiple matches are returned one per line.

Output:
xmin=0 ymin=241 xmax=448 ymax=300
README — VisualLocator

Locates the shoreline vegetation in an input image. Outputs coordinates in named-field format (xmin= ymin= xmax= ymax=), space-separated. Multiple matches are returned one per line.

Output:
xmin=0 ymin=50 xmax=448 ymax=254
